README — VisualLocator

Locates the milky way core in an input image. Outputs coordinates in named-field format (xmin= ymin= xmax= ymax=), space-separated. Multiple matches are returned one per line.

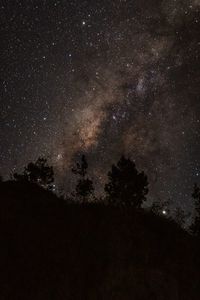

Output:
xmin=1 ymin=1 xmax=200 ymax=211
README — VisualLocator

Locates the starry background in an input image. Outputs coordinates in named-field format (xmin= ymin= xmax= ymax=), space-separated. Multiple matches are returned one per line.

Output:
xmin=1 ymin=0 xmax=200 ymax=213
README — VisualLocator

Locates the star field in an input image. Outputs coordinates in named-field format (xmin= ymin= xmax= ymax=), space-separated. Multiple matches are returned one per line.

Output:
xmin=1 ymin=0 xmax=200 ymax=213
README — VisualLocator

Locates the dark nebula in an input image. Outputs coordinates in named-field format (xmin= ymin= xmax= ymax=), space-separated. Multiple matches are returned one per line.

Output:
xmin=1 ymin=0 xmax=200 ymax=212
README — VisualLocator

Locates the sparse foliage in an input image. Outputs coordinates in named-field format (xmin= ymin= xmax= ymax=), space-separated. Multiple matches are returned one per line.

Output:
xmin=151 ymin=199 xmax=171 ymax=216
xmin=174 ymin=207 xmax=186 ymax=228
xmin=72 ymin=155 xmax=94 ymax=202
xmin=191 ymin=183 xmax=200 ymax=235
xmin=104 ymin=155 xmax=148 ymax=207
xmin=13 ymin=157 xmax=54 ymax=189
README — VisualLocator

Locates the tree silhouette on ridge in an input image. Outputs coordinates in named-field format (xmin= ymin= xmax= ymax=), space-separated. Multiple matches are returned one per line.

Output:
xmin=72 ymin=155 xmax=94 ymax=202
xmin=191 ymin=183 xmax=200 ymax=235
xmin=13 ymin=157 xmax=54 ymax=190
xmin=104 ymin=155 xmax=148 ymax=207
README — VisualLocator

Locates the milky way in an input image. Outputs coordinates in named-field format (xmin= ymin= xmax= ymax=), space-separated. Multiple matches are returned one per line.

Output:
xmin=1 ymin=0 xmax=200 ymax=212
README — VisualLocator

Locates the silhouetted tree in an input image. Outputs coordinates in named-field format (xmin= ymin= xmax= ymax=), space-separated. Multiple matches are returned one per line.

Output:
xmin=72 ymin=155 xmax=94 ymax=202
xmin=13 ymin=157 xmax=54 ymax=190
xmin=174 ymin=207 xmax=186 ymax=228
xmin=104 ymin=155 xmax=148 ymax=207
xmin=191 ymin=183 xmax=200 ymax=235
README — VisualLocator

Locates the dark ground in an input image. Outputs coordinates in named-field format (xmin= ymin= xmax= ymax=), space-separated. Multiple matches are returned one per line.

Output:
xmin=0 ymin=181 xmax=199 ymax=299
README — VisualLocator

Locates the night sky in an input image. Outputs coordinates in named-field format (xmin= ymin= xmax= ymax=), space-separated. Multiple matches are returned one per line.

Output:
xmin=1 ymin=0 xmax=200 ymax=212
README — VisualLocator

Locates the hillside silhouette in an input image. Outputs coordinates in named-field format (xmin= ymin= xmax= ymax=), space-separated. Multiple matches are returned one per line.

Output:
xmin=0 ymin=179 xmax=200 ymax=299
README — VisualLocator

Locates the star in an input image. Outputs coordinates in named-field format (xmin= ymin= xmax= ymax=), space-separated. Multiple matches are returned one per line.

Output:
xmin=0 ymin=0 xmax=199 ymax=218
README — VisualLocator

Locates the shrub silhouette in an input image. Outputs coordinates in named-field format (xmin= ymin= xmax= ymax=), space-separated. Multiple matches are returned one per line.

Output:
xmin=72 ymin=155 xmax=94 ymax=202
xmin=13 ymin=157 xmax=54 ymax=190
xmin=191 ymin=183 xmax=200 ymax=235
xmin=174 ymin=207 xmax=186 ymax=228
xmin=104 ymin=155 xmax=148 ymax=207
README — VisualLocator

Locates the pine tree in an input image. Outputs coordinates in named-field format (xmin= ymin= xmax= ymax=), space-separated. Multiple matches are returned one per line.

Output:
xmin=13 ymin=157 xmax=54 ymax=190
xmin=191 ymin=183 xmax=200 ymax=235
xmin=104 ymin=155 xmax=148 ymax=207
xmin=72 ymin=155 xmax=94 ymax=202
xmin=174 ymin=207 xmax=186 ymax=228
